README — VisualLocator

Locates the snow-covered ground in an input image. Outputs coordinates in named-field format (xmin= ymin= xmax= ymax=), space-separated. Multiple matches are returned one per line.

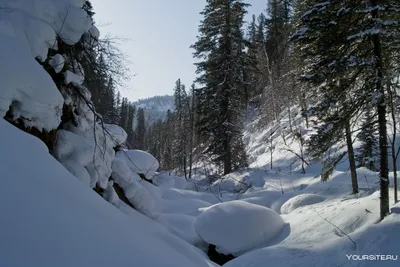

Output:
xmin=1 ymin=102 xmax=399 ymax=266
xmin=0 ymin=118 xmax=216 ymax=267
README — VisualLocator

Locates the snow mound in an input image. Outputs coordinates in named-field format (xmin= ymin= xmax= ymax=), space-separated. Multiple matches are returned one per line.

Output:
xmin=124 ymin=180 xmax=155 ymax=216
xmin=195 ymin=200 xmax=286 ymax=256
xmin=54 ymin=127 xmax=116 ymax=189
xmin=105 ymin=124 xmax=128 ymax=145
xmin=0 ymin=35 xmax=63 ymax=131
xmin=116 ymin=149 xmax=160 ymax=179
xmin=281 ymin=194 xmax=326 ymax=214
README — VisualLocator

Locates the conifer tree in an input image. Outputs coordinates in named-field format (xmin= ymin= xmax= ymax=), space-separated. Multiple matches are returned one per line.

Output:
xmin=293 ymin=0 xmax=400 ymax=219
xmin=135 ymin=108 xmax=146 ymax=150
xmin=192 ymin=0 xmax=250 ymax=174
xmin=357 ymin=107 xmax=378 ymax=171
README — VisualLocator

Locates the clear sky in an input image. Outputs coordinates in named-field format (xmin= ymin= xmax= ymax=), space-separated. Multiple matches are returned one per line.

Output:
xmin=91 ymin=0 xmax=267 ymax=101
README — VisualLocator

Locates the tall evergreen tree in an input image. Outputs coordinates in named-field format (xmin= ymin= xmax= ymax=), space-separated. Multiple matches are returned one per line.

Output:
xmin=172 ymin=79 xmax=191 ymax=177
xmin=293 ymin=0 xmax=400 ymax=219
xmin=135 ymin=108 xmax=146 ymax=150
xmin=192 ymin=0 xmax=250 ymax=174
xmin=357 ymin=107 xmax=378 ymax=171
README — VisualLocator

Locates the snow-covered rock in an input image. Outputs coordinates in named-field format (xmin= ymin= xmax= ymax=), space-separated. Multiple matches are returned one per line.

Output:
xmin=0 ymin=35 xmax=64 ymax=131
xmin=195 ymin=200 xmax=286 ymax=256
xmin=116 ymin=149 xmax=160 ymax=179
xmin=281 ymin=194 xmax=326 ymax=214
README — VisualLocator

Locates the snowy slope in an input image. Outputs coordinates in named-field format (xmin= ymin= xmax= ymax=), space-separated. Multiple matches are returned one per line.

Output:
xmin=0 ymin=118 xmax=216 ymax=267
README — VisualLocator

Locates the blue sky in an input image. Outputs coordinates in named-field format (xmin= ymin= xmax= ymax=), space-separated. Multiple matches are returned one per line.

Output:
xmin=91 ymin=0 xmax=267 ymax=101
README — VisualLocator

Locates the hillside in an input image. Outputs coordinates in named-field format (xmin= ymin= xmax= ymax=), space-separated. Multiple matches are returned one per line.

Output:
xmin=133 ymin=95 xmax=174 ymax=128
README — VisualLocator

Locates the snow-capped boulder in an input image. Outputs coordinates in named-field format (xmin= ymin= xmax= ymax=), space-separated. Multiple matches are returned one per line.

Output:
xmin=116 ymin=150 xmax=160 ymax=179
xmin=195 ymin=200 xmax=285 ymax=256
xmin=281 ymin=194 xmax=326 ymax=214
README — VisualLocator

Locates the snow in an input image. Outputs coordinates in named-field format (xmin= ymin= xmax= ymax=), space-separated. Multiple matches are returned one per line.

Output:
xmin=0 ymin=118 xmax=216 ymax=267
xmin=195 ymin=200 xmax=286 ymax=256
xmin=124 ymin=180 xmax=155 ymax=216
xmin=103 ymin=180 xmax=119 ymax=206
xmin=49 ymin=54 xmax=65 ymax=73
xmin=111 ymin=157 xmax=137 ymax=187
xmin=0 ymin=0 xmax=97 ymax=132
xmin=116 ymin=149 xmax=160 ymax=179
xmin=105 ymin=124 xmax=128 ymax=145
xmin=0 ymin=0 xmax=91 ymax=58
xmin=153 ymin=172 xmax=177 ymax=188
xmin=64 ymin=70 xmax=85 ymax=85
xmin=280 ymin=193 xmax=326 ymax=214
xmin=157 ymin=213 xmax=207 ymax=249
xmin=0 ymin=35 xmax=64 ymax=131
xmin=89 ymin=25 xmax=100 ymax=40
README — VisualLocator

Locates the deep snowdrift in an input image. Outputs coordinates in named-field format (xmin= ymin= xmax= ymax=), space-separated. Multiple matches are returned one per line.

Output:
xmin=0 ymin=118 xmax=216 ymax=267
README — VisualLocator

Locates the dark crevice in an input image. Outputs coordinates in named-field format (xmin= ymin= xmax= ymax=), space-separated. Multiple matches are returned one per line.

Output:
xmin=207 ymin=244 xmax=235 ymax=266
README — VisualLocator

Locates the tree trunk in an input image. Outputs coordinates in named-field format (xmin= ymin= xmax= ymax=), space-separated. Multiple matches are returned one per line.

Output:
xmin=183 ymin=156 xmax=187 ymax=180
xmin=371 ymin=2 xmax=389 ymax=219
xmin=224 ymin=138 xmax=232 ymax=175
xmin=188 ymin=85 xmax=196 ymax=179
xmin=345 ymin=120 xmax=358 ymax=194
xmin=388 ymin=84 xmax=398 ymax=203
xmin=270 ymin=135 xmax=273 ymax=170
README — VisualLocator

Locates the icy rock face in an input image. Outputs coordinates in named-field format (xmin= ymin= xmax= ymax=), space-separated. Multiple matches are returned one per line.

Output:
xmin=115 ymin=150 xmax=160 ymax=179
xmin=280 ymin=194 xmax=326 ymax=214
xmin=195 ymin=200 xmax=286 ymax=256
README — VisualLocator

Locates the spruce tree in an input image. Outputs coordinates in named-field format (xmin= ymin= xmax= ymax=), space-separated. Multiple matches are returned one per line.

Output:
xmin=293 ymin=0 xmax=400 ymax=219
xmin=192 ymin=0 xmax=250 ymax=174
xmin=357 ymin=107 xmax=378 ymax=171
xmin=135 ymin=108 xmax=146 ymax=150
xmin=172 ymin=79 xmax=190 ymax=177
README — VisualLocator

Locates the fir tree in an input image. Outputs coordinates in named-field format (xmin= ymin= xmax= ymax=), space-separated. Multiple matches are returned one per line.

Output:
xmin=192 ymin=0 xmax=250 ymax=174
xmin=293 ymin=0 xmax=400 ymax=219
xmin=357 ymin=107 xmax=378 ymax=171
xmin=135 ymin=108 xmax=146 ymax=150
